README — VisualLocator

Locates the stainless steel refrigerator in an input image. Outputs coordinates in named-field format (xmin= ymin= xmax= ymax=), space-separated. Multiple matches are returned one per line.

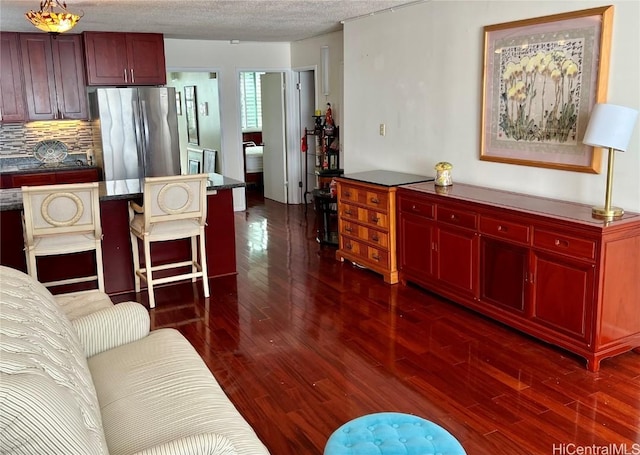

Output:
xmin=89 ymin=87 xmax=181 ymax=181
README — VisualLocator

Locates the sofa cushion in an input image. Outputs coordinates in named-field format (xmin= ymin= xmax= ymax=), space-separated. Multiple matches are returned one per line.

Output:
xmin=0 ymin=266 xmax=109 ymax=454
xmin=89 ymin=328 xmax=269 ymax=455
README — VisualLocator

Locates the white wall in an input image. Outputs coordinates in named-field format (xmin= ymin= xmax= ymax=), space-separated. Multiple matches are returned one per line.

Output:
xmin=291 ymin=31 xmax=344 ymax=125
xmin=164 ymin=39 xmax=291 ymax=210
xmin=344 ymin=1 xmax=640 ymax=211
xmin=292 ymin=31 xmax=345 ymax=171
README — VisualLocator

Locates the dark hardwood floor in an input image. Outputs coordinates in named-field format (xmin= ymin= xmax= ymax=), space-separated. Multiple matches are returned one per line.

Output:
xmin=113 ymin=190 xmax=640 ymax=455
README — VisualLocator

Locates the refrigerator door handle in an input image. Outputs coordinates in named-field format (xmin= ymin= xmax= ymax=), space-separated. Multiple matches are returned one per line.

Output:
xmin=140 ymin=100 xmax=150 ymax=152
xmin=132 ymin=98 xmax=145 ymax=172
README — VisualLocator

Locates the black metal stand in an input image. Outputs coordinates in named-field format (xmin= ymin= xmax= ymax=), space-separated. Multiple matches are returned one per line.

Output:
xmin=312 ymin=189 xmax=339 ymax=246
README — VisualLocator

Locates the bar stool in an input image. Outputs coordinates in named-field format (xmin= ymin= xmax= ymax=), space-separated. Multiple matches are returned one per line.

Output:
xmin=129 ymin=174 xmax=209 ymax=309
xmin=21 ymin=182 xmax=105 ymax=292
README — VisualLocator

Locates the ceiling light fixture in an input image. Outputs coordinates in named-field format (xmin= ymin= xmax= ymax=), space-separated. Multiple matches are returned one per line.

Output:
xmin=25 ymin=0 xmax=83 ymax=35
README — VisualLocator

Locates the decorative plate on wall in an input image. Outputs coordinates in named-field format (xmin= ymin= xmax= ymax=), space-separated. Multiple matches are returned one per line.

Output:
xmin=33 ymin=140 xmax=68 ymax=165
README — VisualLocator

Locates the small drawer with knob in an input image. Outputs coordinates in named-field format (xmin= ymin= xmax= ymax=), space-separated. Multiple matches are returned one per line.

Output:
xmin=437 ymin=205 xmax=477 ymax=230
xmin=479 ymin=216 xmax=530 ymax=244
xmin=398 ymin=197 xmax=435 ymax=219
xmin=533 ymin=230 xmax=596 ymax=261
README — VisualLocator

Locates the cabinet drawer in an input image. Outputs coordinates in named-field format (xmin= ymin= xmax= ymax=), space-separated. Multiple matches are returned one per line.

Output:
xmin=340 ymin=185 xmax=360 ymax=203
xmin=479 ymin=216 xmax=530 ymax=244
xmin=358 ymin=207 xmax=389 ymax=230
xmin=362 ymin=227 xmax=388 ymax=248
xmin=340 ymin=203 xmax=359 ymax=221
xmin=366 ymin=245 xmax=389 ymax=267
xmin=363 ymin=190 xmax=388 ymax=211
xmin=437 ymin=206 xmax=477 ymax=230
xmin=534 ymin=230 xmax=596 ymax=260
xmin=341 ymin=219 xmax=389 ymax=248
xmin=340 ymin=219 xmax=359 ymax=237
xmin=342 ymin=237 xmax=363 ymax=256
xmin=399 ymin=197 xmax=434 ymax=219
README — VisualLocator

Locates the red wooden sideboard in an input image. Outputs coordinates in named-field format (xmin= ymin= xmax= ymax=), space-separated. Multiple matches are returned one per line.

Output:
xmin=397 ymin=182 xmax=640 ymax=372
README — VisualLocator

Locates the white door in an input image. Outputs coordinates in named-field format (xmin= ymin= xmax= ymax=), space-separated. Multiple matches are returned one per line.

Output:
xmin=261 ymin=73 xmax=287 ymax=203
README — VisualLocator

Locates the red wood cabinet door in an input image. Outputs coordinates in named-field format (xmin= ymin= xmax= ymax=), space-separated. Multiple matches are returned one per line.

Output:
xmin=480 ymin=237 xmax=528 ymax=314
xmin=84 ymin=32 xmax=128 ymax=85
xmin=435 ymin=225 xmax=478 ymax=297
xmin=531 ymin=251 xmax=595 ymax=343
xmin=398 ymin=212 xmax=434 ymax=280
xmin=20 ymin=34 xmax=57 ymax=120
xmin=50 ymin=35 xmax=87 ymax=120
xmin=0 ymin=33 xmax=26 ymax=123
xmin=125 ymin=33 xmax=166 ymax=85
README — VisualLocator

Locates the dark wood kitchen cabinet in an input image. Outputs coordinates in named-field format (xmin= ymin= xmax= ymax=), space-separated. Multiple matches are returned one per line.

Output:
xmin=0 ymin=33 xmax=26 ymax=123
xmin=20 ymin=33 xmax=87 ymax=120
xmin=1 ymin=168 xmax=100 ymax=189
xmin=397 ymin=182 xmax=640 ymax=371
xmin=83 ymin=32 xmax=166 ymax=86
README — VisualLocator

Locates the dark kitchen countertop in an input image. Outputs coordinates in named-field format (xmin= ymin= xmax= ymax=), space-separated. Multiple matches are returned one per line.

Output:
xmin=0 ymin=173 xmax=245 ymax=211
xmin=338 ymin=170 xmax=433 ymax=187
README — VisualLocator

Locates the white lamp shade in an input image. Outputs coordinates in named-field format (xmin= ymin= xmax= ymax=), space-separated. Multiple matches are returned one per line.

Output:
xmin=582 ymin=103 xmax=639 ymax=152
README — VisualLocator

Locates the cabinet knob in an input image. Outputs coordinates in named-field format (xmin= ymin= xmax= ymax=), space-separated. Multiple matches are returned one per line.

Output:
xmin=497 ymin=225 xmax=507 ymax=232
xmin=345 ymin=226 xmax=352 ymax=233
xmin=345 ymin=209 xmax=353 ymax=216
xmin=370 ymin=197 xmax=380 ymax=204
xmin=345 ymin=191 xmax=352 ymax=198
xmin=371 ymin=216 xmax=380 ymax=224
xmin=554 ymin=238 xmax=569 ymax=248
xmin=124 ymin=68 xmax=128 ymax=83
xmin=372 ymin=234 xmax=379 ymax=242
xmin=372 ymin=254 xmax=380 ymax=261
xmin=346 ymin=243 xmax=353 ymax=250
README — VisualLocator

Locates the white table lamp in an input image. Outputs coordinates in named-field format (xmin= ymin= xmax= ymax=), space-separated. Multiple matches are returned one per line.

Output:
xmin=583 ymin=103 xmax=638 ymax=219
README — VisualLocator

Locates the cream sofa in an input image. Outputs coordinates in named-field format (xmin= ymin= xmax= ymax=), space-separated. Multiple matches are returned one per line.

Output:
xmin=0 ymin=266 xmax=270 ymax=455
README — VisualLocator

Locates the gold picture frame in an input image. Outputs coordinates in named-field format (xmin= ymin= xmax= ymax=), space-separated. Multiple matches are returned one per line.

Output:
xmin=480 ymin=6 xmax=613 ymax=173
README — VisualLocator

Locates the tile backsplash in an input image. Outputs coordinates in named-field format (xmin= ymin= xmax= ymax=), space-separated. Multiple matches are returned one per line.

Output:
xmin=0 ymin=121 xmax=94 ymax=155
xmin=0 ymin=121 xmax=95 ymax=169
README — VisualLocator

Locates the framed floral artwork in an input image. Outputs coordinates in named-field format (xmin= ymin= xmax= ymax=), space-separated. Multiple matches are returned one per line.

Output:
xmin=480 ymin=6 xmax=613 ymax=173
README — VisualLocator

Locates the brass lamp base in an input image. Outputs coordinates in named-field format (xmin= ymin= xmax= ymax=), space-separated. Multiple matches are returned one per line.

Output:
xmin=592 ymin=206 xmax=624 ymax=219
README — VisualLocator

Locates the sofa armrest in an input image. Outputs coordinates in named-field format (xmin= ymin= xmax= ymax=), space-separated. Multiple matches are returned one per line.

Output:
xmin=72 ymin=302 xmax=150 ymax=357
xmin=132 ymin=433 xmax=238 ymax=455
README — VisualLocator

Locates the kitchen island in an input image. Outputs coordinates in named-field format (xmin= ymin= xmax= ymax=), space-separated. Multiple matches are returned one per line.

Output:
xmin=0 ymin=173 xmax=244 ymax=295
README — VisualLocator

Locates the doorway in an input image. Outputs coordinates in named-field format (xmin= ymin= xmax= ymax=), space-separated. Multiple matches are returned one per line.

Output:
xmin=166 ymin=71 xmax=222 ymax=176
xmin=240 ymin=69 xmax=316 ymax=206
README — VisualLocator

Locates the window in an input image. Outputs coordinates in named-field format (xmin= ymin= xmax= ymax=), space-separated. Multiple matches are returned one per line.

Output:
xmin=240 ymin=72 xmax=265 ymax=131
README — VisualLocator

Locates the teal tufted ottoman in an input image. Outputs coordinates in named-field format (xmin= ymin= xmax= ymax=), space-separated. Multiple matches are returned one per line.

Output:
xmin=324 ymin=412 xmax=466 ymax=455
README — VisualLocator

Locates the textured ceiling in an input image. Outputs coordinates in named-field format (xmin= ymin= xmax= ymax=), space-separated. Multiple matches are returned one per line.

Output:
xmin=0 ymin=0 xmax=420 ymax=42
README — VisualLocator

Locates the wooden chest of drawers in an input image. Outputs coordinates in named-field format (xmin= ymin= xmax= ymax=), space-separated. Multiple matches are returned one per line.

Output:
xmin=335 ymin=179 xmax=399 ymax=283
